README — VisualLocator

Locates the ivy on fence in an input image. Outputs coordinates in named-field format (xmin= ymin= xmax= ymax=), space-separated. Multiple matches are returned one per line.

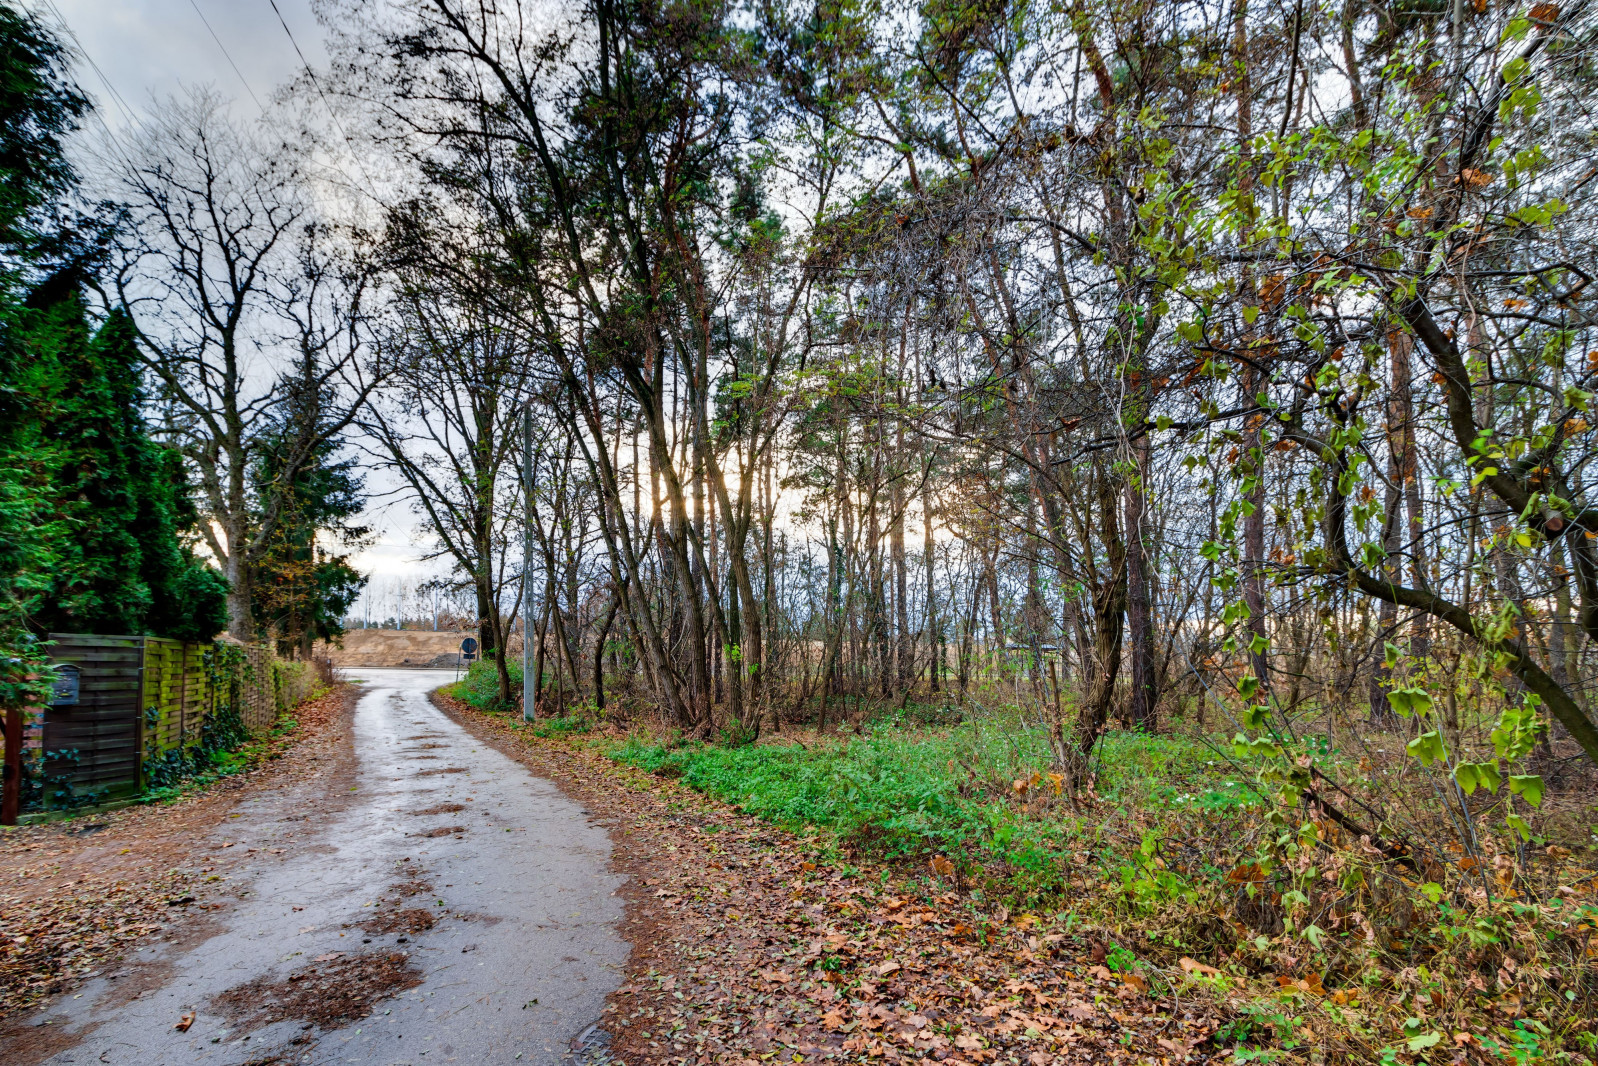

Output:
xmin=7 ymin=637 xmax=323 ymax=810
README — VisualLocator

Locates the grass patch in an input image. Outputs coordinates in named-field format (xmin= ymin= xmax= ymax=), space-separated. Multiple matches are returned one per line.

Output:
xmin=437 ymin=658 xmax=521 ymax=711
xmin=533 ymin=715 xmax=589 ymax=738
xmin=444 ymin=671 xmax=1598 ymax=1061
xmin=606 ymin=717 xmax=1251 ymax=895
xmin=576 ymin=709 xmax=1597 ymax=1062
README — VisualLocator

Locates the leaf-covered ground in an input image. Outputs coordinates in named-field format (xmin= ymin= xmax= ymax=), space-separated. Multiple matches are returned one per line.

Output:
xmin=436 ymin=693 xmax=1234 ymax=1065
xmin=0 ymin=683 xmax=357 ymax=1019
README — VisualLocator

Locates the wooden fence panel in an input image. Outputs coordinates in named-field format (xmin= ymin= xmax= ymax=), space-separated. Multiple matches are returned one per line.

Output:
xmin=42 ymin=634 xmax=144 ymax=801
xmin=240 ymin=646 xmax=273 ymax=734
xmin=182 ymin=643 xmax=209 ymax=748
xmin=37 ymin=636 xmax=319 ymax=809
xmin=270 ymin=658 xmax=314 ymax=722
xmin=142 ymin=638 xmax=222 ymax=767
xmin=143 ymin=639 xmax=186 ymax=759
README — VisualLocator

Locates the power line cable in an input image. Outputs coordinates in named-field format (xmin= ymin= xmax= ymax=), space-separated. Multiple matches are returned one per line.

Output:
xmin=264 ymin=0 xmax=381 ymax=201
xmin=42 ymin=0 xmax=139 ymax=130
xmin=188 ymin=0 xmax=267 ymax=113
xmin=40 ymin=0 xmax=139 ymax=170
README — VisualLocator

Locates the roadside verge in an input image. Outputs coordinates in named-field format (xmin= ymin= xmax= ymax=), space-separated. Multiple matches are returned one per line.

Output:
xmin=0 ymin=683 xmax=360 ymax=1024
xmin=434 ymin=693 xmax=1222 ymax=1065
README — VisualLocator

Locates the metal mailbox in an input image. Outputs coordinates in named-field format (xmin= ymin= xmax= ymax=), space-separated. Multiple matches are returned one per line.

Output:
xmin=49 ymin=664 xmax=80 ymax=706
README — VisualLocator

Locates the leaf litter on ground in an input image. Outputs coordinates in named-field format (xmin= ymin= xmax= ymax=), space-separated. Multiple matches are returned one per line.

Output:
xmin=437 ymin=693 xmax=1232 ymax=1065
xmin=0 ymin=684 xmax=357 ymax=1017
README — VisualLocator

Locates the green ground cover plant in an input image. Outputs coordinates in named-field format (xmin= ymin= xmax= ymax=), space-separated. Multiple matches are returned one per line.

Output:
xmin=441 ymin=653 xmax=1598 ymax=1064
xmin=609 ymin=718 xmax=1598 ymax=1062
xmin=440 ymin=655 xmax=522 ymax=711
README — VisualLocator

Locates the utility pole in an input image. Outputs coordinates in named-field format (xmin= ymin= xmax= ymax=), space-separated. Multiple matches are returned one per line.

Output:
xmin=522 ymin=404 xmax=535 ymax=722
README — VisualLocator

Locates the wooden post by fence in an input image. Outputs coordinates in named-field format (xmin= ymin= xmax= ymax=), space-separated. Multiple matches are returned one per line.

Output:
xmin=2 ymin=703 xmax=20 ymax=825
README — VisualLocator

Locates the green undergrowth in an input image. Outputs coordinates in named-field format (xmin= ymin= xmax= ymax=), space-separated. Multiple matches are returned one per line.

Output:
xmin=137 ymin=684 xmax=329 ymax=805
xmin=604 ymin=723 xmax=1598 ymax=1061
xmin=604 ymin=718 xmax=1264 ymax=900
xmin=438 ymin=655 xmax=522 ymax=711
xmin=443 ymin=662 xmax=1598 ymax=1061
xmin=441 ymin=660 xmax=594 ymax=735
xmin=574 ymin=711 xmax=1595 ymax=1062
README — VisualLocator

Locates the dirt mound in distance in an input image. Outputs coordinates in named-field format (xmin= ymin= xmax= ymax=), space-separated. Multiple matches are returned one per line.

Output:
xmin=314 ymin=630 xmax=472 ymax=667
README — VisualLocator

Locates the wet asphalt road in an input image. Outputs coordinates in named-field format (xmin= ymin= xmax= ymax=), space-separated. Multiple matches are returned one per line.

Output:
xmin=36 ymin=668 xmax=628 ymax=1065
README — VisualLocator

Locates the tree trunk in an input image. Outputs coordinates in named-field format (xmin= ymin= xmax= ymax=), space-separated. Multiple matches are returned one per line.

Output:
xmin=1392 ymin=331 xmax=1429 ymax=659
xmin=1234 ymin=0 xmax=1270 ymax=710
xmin=532 ymin=592 xmax=551 ymax=714
xmin=1124 ymin=432 xmax=1157 ymax=731
xmin=892 ymin=441 xmax=910 ymax=693
xmin=593 ymin=596 xmax=618 ymax=712
xmin=924 ymin=479 xmax=939 ymax=692
xmin=1079 ymin=470 xmax=1127 ymax=770
xmin=224 ymin=514 xmax=254 ymax=641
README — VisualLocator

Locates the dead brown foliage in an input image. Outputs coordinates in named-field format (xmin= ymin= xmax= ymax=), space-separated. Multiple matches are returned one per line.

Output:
xmin=0 ymin=684 xmax=359 ymax=1017
xmin=211 ymin=951 xmax=422 ymax=1032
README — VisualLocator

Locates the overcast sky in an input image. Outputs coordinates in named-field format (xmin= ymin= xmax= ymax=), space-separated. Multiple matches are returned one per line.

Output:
xmin=40 ymin=0 xmax=323 ymax=124
xmin=36 ymin=0 xmax=446 ymax=610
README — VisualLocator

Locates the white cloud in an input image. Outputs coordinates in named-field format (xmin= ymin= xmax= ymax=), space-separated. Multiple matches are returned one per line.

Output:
xmin=36 ymin=0 xmax=435 ymax=587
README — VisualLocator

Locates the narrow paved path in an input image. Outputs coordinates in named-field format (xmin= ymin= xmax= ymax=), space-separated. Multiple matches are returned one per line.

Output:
xmin=35 ymin=668 xmax=626 ymax=1065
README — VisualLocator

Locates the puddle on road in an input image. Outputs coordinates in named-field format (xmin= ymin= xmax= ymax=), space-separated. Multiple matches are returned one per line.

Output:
xmin=415 ymin=767 xmax=468 ymax=777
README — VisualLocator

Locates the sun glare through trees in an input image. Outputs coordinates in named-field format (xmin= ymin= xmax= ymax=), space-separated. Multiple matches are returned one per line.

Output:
xmin=3 ymin=0 xmax=1598 ymax=1061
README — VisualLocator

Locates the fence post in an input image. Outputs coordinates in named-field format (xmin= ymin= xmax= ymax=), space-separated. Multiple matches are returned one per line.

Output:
xmin=178 ymin=642 xmax=188 ymax=755
xmin=136 ymin=636 xmax=148 ymax=790
xmin=1 ymin=703 xmax=20 ymax=825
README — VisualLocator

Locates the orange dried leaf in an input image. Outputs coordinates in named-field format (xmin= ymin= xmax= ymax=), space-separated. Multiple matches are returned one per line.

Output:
xmin=1178 ymin=956 xmax=1220 ymax=976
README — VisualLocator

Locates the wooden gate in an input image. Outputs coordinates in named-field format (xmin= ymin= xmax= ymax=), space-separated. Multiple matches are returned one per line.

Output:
xmin=40 ymin=634 xmax=144 ymax=802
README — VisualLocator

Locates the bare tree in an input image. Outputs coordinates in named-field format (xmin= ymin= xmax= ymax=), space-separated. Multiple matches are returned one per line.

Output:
xmin=110 ymin=88 xmax=377 ymax=638
xmin=361 ymin=198 xmax=533 ymax=704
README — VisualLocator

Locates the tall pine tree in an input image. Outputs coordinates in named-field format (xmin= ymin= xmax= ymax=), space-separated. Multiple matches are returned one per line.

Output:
xmin=0 ymin=1 xmax=227 ymax=642
xmin=250 ymin=426 xmax=368 ymax=658
xmin=10 ymin=283 xmax=228 ymax=640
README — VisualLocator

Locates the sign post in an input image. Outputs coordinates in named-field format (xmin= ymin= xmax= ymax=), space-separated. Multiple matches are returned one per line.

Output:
xmin=457 ymin=637 xmax=478 ymax=682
